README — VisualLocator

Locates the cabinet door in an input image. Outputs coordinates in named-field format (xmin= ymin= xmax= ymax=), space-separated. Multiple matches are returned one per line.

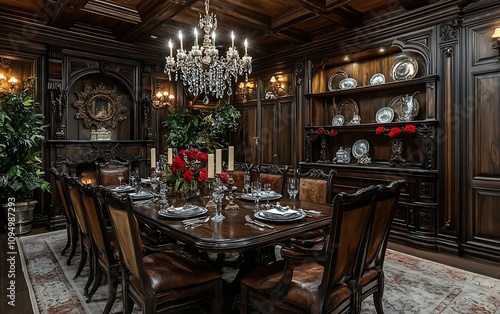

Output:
xmin=234 ymin=106 xmax=257 ymax=164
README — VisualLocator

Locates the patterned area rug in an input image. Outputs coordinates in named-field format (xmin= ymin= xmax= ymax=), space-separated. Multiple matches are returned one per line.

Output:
xmin=18 ymin=230 xmax=500 ymax=314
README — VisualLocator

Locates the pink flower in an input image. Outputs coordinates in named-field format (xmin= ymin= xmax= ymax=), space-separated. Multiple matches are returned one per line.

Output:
xmin=376 ymin=126 xmax=386 ymax=135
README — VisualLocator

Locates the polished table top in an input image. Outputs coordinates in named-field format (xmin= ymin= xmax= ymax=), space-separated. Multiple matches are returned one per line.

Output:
xmin=131 ymin=196 xmax=333 ymax=254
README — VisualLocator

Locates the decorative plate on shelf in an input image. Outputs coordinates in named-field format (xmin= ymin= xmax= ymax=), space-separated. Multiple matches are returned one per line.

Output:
xmin=352 ymin=139 xmax=370 ymax=160
xmin=332 ymin=115 xmax=345 ymax=126
xmin=339 ymin=78 xmax=358 ymax=89
xmin=388 ymin=95 xmax=420 ymax=122
xmin=327 ymin=70 xmax=348 ymax=91
xmin=370 ymin=73 xmax=386 ymax=85
xmin=338 ymin=99 xmax=359 ymax=125
xmin=375 ymin=107 xmax=394 ymax=123
xmin=390 ymin=57 xmax=418 ymax=81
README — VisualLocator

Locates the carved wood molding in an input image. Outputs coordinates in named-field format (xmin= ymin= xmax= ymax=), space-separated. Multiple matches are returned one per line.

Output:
xmin=73 ymin=83 xmax=127 ymax=129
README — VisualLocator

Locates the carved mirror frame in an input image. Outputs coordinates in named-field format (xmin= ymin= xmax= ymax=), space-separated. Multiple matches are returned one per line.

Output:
xmin=74 ymin=83 xmax=127 ymax=129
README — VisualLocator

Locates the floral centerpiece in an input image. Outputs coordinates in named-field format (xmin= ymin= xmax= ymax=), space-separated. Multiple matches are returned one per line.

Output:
xmin=165 ymin=149 xmax=208 ymax=197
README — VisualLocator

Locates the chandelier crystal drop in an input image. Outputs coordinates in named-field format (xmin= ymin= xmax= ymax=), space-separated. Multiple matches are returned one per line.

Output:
xmin=164 ymin=0 xmax=252 ymax=105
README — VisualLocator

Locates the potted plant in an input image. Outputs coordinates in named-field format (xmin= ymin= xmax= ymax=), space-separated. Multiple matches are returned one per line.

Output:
xmin=163 ymin=101 xmax=241 ymax=151
xmin=0 ymin=76 xmax=51 ymax=234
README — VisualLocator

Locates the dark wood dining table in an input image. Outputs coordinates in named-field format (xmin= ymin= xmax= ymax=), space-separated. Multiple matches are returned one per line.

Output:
xmin=131 ymin=196 xmax=333 ymax=254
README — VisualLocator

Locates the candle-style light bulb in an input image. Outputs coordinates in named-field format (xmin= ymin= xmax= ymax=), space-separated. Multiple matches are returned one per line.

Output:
xmin=244 ymin=39 xmax=248 ymax=55
xmin=168 ymin=39 xmax=173 ymax=57
xmin=179 ymin=30 xmax=183 ymax=50
xmin=194 ymin=28 xmax=198 ymax=46
xmin=231 ymin=31 xmax=235 ymax=48
xmin=212 ymin=32 xmax=216 ymax=46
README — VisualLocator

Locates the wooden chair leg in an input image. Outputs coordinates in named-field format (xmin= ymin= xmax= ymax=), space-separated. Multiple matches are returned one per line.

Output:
xmin=86 ymin=261 xmax=102 ymax=302
xmin=67 ymin=226 xmax=79 ymax=265
xmin=103 ymin=270 xmax=119 ymax=314
xmin=123 ymin=274 xmax=134 ymax=314
xmin=61 ymin=223 xmax=71 ymax=256
xmin=83 ymin=249 xmax=94 ymax=296
xmin=144 ymin=294 xmax=156 ymax=314
xmin=74 ymin=241 xmax=87 ymax=278
xmin=240 ymin=284 xmax=248 ymax=314
xmin=374 ymin=272 xmax=385 ymax=314
xmin=211 ymin=279 xmax=223 ymax=314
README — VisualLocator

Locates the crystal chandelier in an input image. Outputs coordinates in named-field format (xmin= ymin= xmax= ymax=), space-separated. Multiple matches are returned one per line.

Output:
xmin=164 ymin=0 xmax=252 ymax=105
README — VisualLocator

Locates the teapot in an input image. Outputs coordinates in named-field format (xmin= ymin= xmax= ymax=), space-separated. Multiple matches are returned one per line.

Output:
xmin=335 ymin=147 xmax=351 ymax=163
xmin=400 ymin=91 xmax=420 ymax=121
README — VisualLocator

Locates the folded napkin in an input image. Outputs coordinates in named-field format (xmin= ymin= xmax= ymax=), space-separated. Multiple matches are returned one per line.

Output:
xmin=261 ymin=208 xmax=300 ymax=219
xmin=167 ymin=204 xmax=200 ymax=214
xmin=114 ymin=185 xmax=132 ymax=190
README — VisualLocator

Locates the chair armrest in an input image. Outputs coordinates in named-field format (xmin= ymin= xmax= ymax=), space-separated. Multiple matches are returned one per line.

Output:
xmin=287 ymin=235 xmax=325 ymax=249
xmin=280 ymin=243 xmax=327 ymax=265
xmin=142 ymin=243 xmax=182 ymax=255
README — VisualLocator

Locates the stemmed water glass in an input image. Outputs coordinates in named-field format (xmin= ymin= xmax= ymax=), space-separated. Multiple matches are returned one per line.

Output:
xmin=263 ymin=183 xmax=272 ymax=208
xmin=211 ymin=179 xmax=225 ymax=222
xmin=158 ymin=182 xmax=169 ymax=208
xmin=251 ymin=181 xmax=263 ymax=212
xmin=117 ymin=173 xmax=124 ymax=187
xmin=287 ymin=178 xmax=299 ymax=210
xmin=243 ymin=172 xmax=251 ymax=193
xmin=150 ymin=175 xmax=159 ymax=196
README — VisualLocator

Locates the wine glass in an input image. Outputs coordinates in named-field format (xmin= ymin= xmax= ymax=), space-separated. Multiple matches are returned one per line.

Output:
xmin=150 ymin=175 xmax=159 ymax=195
xmin=287 ymin=178 xmax=299 ymax=210
xmin=243 ymin=172 xmax=251 ymax=193
xmin=158 ymin=182 xmax=169 ymax=208
xmin=211 ymin=180 xmax=225 ymax=222
xmin=263 ymin=183 xmax=272 ymax=208
xmin=251 ymin=181 xmax=262 ymax=212
xmin=117 ymin=173 xmax=124 ymax=187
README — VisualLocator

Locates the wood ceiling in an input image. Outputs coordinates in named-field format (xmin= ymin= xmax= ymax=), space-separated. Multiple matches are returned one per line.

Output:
xmin=0 ymin=0 xmax=456 ymax=66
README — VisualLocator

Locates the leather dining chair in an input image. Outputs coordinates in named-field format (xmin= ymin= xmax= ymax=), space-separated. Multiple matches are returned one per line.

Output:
xmin=95 ymin=159 xmax=130 ymax=186
xmin=258 ymin=164 xmax=289 ymax=195
xmin=77 ymin=182 xmax=121 ymax=313
xmin=102 ymin=190 xmax=223 ymax=314
xmin=360 ymin=180 xmax=406 ymax=313
xmin=64 ymin=174 xmax=94 ymax=296
xmin=232 ymin=162 xmax=254 ymax=192
xmin=240 ymin=185 xmax=378 ymax=314
xmin=297 ymin=168 xmax=337 ymax=204
xmin=50 ymin=167 xmax=79 ymax=265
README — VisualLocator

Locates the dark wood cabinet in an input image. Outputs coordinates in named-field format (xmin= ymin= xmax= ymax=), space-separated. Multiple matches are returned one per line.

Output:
xmin=300 ymin=40 xmax=440 ymax=249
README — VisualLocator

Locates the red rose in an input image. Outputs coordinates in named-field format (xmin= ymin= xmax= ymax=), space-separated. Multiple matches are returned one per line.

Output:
xmin=220 ymin=172 xmax=229 ymax=183
xmin=188 ymin=149 xmax=199 ymax=160
xmin=183 ymin=170 xmax=194 ymax=182
xmin=315 ymin=128 xmax=325 ymax=135
xmin=198 ymin=168 xmax=208 ymax=183
xmin=171 ymin=155 xmax=186 ymax=173
xmin=375 ymin=126 xmax=386 ymax=135
xmin=197 ymin=152 xmax=208 ymax=162
xmin=388 ymin=127 xmax=402 ymax=139
xmin=328 ymin=129 xmax=337 ymax=137
xmin=179 ymin=149 xmax=188 ymax=158
xmin=404 ymin=124 xmax=417 ymax=134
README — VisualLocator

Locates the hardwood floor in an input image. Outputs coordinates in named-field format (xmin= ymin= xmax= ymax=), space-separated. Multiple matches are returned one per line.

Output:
xmin=1 ymin=227 xmax=499 ymax=313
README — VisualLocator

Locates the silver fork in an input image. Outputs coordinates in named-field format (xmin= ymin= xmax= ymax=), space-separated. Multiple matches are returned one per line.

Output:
xmin=244 ymin=215 xmax=274 ymax=229
xmin=185 ymin=216 xmax=210 ymax=229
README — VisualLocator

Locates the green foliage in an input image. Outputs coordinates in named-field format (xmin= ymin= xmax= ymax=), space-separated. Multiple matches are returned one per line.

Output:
xmin=0 ymin=77 xmax=51 ymax=202
xmin=163 ymin=101 xmax=241 ymax=151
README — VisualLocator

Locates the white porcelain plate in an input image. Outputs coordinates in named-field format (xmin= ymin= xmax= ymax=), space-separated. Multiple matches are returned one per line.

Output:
xmin=390 ymin=57 xmax=418 ymax=81
xmin=332 ymin=115 xmax=345 ymax=126
xmin=339 ymin=78 xmax=358 ymax=89
xmin=370 ymin=73 xmax=386 ymax=85
xmin=352 ymin=139 xmax=370 ymax=160
xmin=375 ymin=107 xmax=394 ymax=123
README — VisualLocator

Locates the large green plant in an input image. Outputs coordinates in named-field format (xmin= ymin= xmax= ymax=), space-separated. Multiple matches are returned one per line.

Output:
xmin=163 ymin=101 xmax=241 ymax=151
xmin=0 ymin=77 xmax=50 ymax=202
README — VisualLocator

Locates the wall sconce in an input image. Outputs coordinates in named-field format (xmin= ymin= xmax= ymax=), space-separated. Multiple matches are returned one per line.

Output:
xmin=0 ymin=74 xmax=18 ymax=92
xmin=237 ymin=81 xmax=254 ymax=103
xmin=266 ymin=75 xmax=286 ymax=99
xmin=492 ymin=28 xmax=500 ymax=62
xmin=152 ymin=85 xmax=175 ymax=109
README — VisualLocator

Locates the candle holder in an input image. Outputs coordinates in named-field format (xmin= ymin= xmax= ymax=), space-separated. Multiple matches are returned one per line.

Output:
xmin=205 ymin=178 xmax=217 ymax=210
xmin=225 ymin=171 xmax=239 ymax=211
